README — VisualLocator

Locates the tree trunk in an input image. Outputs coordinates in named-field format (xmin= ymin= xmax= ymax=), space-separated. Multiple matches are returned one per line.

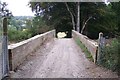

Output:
xmin=65 ymin=3 xmax=75 ymax=30
xmin=76 ymin=2 xmax=80 ymax=32
xmin=81 ymin=16 xmax=92 ymax=34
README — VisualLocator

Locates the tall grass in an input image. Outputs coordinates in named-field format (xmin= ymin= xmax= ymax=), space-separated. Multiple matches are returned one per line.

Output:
xmin=75 ymin=38 xmax=94 ymax=62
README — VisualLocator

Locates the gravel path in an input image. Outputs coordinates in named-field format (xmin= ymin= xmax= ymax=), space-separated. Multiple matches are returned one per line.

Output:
xmin=11 ymin=38 xmax=118 ymax=78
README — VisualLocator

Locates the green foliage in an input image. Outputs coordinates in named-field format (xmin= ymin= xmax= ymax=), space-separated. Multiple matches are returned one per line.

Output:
xmin=86 ymin=3 xmax=118 ymax=39
xmin=75 ymin=38 xmax=94 ymax=62
xmin=111 ymin=2 xmax=120 ymax=36
xmin=99 ymin=38 xmax=119 ymax=71
xmin=29 ymin=2 xmax=119 ymax=39
xmin=8 ymin=16 xmax=53 ymax=43
xmin=8 ymin=16 xmax=32 ymax=42
xmin=29 ymin=16 xmax=54 ymax=36
xmin=29 ymin=2 xmax=73 ymax=33
xmin=8 ymin=27 xmax=32 ymax=42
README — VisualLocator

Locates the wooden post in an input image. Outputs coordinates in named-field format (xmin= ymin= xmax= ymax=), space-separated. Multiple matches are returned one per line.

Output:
xmin=97 ymin=32 xmax=105 ymax=64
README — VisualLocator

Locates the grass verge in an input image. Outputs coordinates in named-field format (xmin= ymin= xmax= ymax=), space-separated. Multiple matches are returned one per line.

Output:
xmin=75 ymin=38 xmax=94 ymax=62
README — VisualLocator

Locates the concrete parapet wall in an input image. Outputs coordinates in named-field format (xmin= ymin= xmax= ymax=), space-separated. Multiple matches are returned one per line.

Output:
xmin=72 ymin=30 xmax=98 ymax=63
xmin=8 ymin=30 xmax=55 ymax=71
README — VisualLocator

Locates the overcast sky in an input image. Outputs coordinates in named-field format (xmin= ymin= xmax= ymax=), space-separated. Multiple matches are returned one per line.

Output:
xmin=2 ymin=0 xmax=109 ymax=16
xmin=2 ymin=0 xmax=34 ymax=16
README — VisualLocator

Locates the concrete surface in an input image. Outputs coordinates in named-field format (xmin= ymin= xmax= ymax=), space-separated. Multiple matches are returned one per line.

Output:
xmin=72 ymin=30 xmax=98 ymax=63
xmin=10 ymin=38 xmax=118 ymax=78
xmin=8 ymin=30 xmax=55 ymax=71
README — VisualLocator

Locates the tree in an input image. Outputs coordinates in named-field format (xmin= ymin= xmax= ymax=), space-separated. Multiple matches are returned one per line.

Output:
xmin=29 ymin=2 xmax=118 ymax=39
xmin=65 ymin=2 xmax=75 ymax=30
xmin=111 ymin=2 xmax=120 ymax=36
xmin=29 ymin=2 xmax=73 ymax=35
xmin=0 ymin=2 xmax=12 ymax=17
xmin=76 ymin=2 xmax=80 ymax=32
xmin=81 ymin=16 xmax=92 ymax=34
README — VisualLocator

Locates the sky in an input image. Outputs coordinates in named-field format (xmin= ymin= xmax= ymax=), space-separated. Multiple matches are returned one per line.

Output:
xmin=2 ymin=0 xmax=34 ymax=16
xmin=2 ymin=0 xmax=109 ymax=16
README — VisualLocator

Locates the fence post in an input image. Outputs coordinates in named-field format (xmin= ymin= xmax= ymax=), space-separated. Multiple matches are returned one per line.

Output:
xmin=2 ymin=17 xmax=9 ymax=78
xmin=97 ymin=32 xmax=105 ymax=64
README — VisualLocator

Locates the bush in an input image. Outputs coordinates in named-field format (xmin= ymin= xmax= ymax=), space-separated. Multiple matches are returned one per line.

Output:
xmin=8 ymin=28 xmax=32 ymax=43
xmin=100 ymin=38 xmax=119 ymax=71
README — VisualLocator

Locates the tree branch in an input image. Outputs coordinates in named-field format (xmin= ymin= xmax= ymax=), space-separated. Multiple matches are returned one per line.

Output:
xmin=81 ymin=16 xmax=92 ymax=34
xmin=65 ymin=2 xmax=75 ymax=30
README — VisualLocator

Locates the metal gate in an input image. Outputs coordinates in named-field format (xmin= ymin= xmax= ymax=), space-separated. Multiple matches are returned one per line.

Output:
xmin=0 ymin=16 xmax=3 ymax=80
xmin=0 ymin=17 xmax=9 ymax=79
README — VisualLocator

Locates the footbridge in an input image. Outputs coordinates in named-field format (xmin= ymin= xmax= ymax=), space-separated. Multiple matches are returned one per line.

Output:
xmin=6 ymin=30 xmax=118 ymax=78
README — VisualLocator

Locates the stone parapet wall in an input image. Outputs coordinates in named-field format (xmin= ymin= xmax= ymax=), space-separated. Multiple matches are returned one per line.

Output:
xmin=72 ymin=30 xmax=98 ymax=63
xmin=8 ymin=30 xmax=55 ymax=71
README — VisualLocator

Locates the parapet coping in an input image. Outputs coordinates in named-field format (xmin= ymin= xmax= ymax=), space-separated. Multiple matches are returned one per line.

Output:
xmin=8 ymin=30 xmax=55 ymax=49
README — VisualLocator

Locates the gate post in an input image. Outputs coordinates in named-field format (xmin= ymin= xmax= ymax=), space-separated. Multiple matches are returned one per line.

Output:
xmin=2 ymin=17 xmax=9 ymax=78
xmin=0 ymin=16 xmax=3 ymax=80
xmin=97 ymin=32 xmax=105 ymax=64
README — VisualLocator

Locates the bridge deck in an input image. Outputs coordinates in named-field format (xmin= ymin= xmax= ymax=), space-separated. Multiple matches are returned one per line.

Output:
xmin=11 ymin=38 xmax=118 ymax=78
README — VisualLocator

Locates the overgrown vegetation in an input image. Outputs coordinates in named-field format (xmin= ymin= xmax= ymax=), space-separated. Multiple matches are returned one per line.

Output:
xmin=75 ymin=38 xmax=94 ymax=62
xmin=29 ymin=2 xmax=120 ymax=39
xmin=8 ymin=16 xmax=53 ymax=43
xmin=99 ymin=38 xmax=119 ymax=72
xmin=8 ymin=27 xmax=32 ymax=43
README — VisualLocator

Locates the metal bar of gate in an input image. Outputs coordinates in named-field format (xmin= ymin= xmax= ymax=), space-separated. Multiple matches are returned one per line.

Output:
xmin=0 ymin=17 xmax=3 ymax=80
xmin=2 ymin=17 xmax=9 ymax=78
